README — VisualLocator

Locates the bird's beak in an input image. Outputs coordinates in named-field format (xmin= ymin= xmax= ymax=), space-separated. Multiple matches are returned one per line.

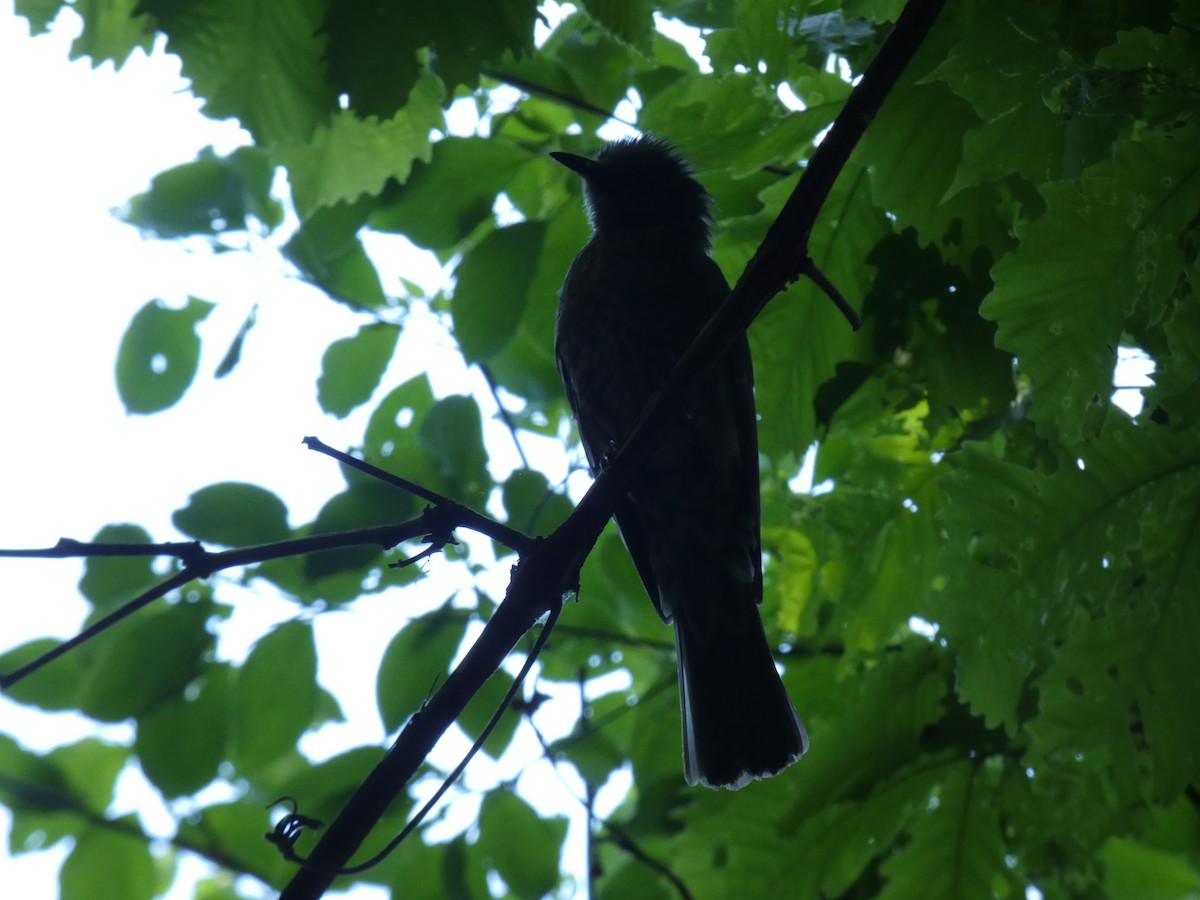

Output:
xmin=550 ymin=151 xmax=598 ymax=179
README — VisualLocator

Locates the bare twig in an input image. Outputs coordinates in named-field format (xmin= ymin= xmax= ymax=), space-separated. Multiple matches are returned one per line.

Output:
xmin=481 ymin=67 xmax=635 ymax=127
xmin=0 ymin=520 xmax=433 ymax=688
xmin=303 ymin=436 xmax=536 ymax=553
xmin=478 ymin=364 xmax=531 ymax=470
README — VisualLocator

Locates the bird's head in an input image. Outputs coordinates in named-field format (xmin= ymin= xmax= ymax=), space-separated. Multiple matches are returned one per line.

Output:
xmin=551 ymin=136 xmax=713 ymax=246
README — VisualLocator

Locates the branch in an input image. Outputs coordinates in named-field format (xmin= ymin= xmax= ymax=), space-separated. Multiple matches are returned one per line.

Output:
xmin=481 ymin=67 xmax=635 ymax=128
xmin=0 ymin=520 xmax=436 ymax=688
xmin=1 ymin=451 xmax=534 ymax=690
xmin=303 ymin=436 xmax=536 ymax=554
xmin=0 ymin=771 xmax=278 ymax=887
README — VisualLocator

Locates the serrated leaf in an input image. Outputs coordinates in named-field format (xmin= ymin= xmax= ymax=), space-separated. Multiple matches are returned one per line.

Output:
xmin=983 ymin=128 xmax=1200 ymax=443
xmin=115 ymin=298 xmax=214 ymax=414
xmin=69 ymin=0 xmax=153 ymax=69
xmin=877 ymin=762 xmax=1012 ymax=899
xmin=137 ymin=0 xmax=331 ymax=147
xmin=579 ymin=0 xmax=655 ymax=55
xmin=280 ymin=73 xmax=443 ymax=216
xmin=16 ymin=0 xmax=66 ymax=34
xmin=370 ymin=136 xmax=531 ymax=251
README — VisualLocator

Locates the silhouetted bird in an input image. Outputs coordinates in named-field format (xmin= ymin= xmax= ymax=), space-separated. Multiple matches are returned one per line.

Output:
xmin=551 ymin=136 xmax=808 ymax=789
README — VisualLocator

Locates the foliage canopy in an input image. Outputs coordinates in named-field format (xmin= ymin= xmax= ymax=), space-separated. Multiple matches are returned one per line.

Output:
xmin=3 ymin=0 xmax=1199 ymax=897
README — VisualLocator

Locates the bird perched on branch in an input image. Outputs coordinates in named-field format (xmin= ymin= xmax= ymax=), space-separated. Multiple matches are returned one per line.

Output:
xmin=551 ymin=136 xmax=807 ymax=789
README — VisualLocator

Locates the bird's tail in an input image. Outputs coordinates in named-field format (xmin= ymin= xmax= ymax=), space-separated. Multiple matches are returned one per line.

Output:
xmin=673 ymin=602 xmax=808 ymax=789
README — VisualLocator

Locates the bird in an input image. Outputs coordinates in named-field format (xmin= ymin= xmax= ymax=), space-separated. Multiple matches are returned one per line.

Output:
xmin=551 ymin=135 xmax=808 ymax=789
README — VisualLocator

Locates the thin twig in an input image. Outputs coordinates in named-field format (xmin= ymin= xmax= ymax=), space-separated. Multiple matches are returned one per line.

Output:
xmin=303 ymin=436 xmax=536 ymax=553
xmin=482 ymin=67 xmax=634 ymax=127
xmin=1 ymin=520 xmax=433 ymax=688
xmin=526 ymin=694 xmax=695 ymax=900
xmin=478 ymin=364 xmax=531 ymax=470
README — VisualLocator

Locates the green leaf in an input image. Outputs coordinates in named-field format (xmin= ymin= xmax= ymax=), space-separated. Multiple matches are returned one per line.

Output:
xmin=480 ymin=206 xmax=587 ymax=403
xmin=453 ymin=221 xmax=549 ymax=362
xmin=274 ymin=746 xmax=387 ymax=825
xmin=300 ymin=480 xmax=415 ymax=584
xmin=230 ymin=621 xmax=318 ymax=770
xmin=877 ymin=762 xmax=1012 ymax=898
xmin=419 ymin=396 xmax=489 ymax=502
xmin=172 ymin=482 xmax=290 ymax=546
xmin=578 ymin=0 xmax=655 ymax=55
xmin=317 ymin=322 xmax=399 ymax=417
xmin=60 ymin=825 xmax=155 ymax=900
xmin=363 ymin=375 xmax=453 ymax=498
xmin=935 ymin=416 xmax=1200 ymax=773
xmin=48 ymin=739 xmax=129 ymax=817
xmin=136 ymin=664 xmax=230 ymax=797
xmin=77 ymin=598 xmax=215 ymax=722
xmin=983 ymin=127 xmax=1200 ymax=443
xmin=123 ymin=146 xmax=281 ymax=238
xmin=77 ymin=523 xmax=157 ymax=612
xmin=1101 ymin=838 xmax=1200 ymax=900
xmin=748 ymin=172 xmax=889 ymax=459
xmin=501 ymin=469 xmax=573 ymax=537
xmin=115 ymin=297 xmax=214 ymax=414
xmin=282 ymin=199 xmax=387 ymax=309
xmin=138 ymin=0 xmax=332 ymax=147
xmin=279 ymin=72 xmax=443 ymax=216
xmin=0 ymin=639 xmax=92 ymax=713
xmin=369 ymin=136 xmax=531 ymax=251
xmin=176 ymin=801 xmax=289 ymax=886
xmin=0 ymin=733 xmax=67 ymax=815
xmin=69 ymin=0 xmax=153 ymax=68
xmin=16 ymin=0 xmax=67 ymax=34
xmin=321 ymin=0 xmax=536 ymax=107
xmin=457 ymin=668 xmax=519 ymax=756
xmin=476 ymin=791 xmax=567 ymax=898
xmin=377 ymin=609 xmax=467 ymax=732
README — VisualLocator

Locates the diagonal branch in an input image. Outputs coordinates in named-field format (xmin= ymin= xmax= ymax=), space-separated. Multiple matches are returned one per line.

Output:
xmin=1 ymin=454 xmax=535 ymax=689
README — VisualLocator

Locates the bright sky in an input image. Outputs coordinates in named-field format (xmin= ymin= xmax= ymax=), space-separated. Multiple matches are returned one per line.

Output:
xmin=0 ymin=4 xmax=627 ymax=897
